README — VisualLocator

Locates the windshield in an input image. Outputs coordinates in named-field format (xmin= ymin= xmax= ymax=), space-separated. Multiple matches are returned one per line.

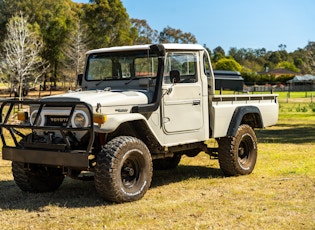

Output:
xmin=86 ymin=51 xmax=159 ymax=81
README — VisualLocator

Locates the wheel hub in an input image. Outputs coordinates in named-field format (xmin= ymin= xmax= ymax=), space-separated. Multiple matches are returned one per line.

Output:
xmin=124 ymin=166 xmax=135 ymax=176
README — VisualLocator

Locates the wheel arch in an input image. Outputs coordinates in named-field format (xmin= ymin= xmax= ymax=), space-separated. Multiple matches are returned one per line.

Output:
xmin=227 ymin=106 xmax=263 ymax=137
xmin=94 ymin=114 xmax=162 ymax=153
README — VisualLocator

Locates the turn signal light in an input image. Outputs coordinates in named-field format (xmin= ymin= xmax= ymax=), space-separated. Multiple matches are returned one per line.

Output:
xmin=17 ymin=111 xmax=28 ymax=122
xmin=93 ymin=113 xmax=107 ymax=124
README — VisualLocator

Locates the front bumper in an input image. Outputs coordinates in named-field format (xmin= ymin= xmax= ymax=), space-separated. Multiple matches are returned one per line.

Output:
xmin=2 ymin=147 xmax=89 ymax=168
xmin=0 ymin=99 xmax=94 ymax=169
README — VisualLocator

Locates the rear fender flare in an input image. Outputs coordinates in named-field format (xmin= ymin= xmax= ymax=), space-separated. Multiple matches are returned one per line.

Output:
xmin=227 ymin=106 xmax=263 ymax=137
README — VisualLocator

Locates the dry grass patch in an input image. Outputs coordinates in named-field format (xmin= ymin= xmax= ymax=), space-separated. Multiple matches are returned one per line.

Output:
xmin=1 ymin=145 xmax=314 ymax=229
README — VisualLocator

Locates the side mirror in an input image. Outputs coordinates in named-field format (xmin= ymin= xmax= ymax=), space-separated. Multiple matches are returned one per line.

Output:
xmin=169 ymin=70 xmax=180 ymax=84
xmin=77 ymin=74 xmax=83 ymax=86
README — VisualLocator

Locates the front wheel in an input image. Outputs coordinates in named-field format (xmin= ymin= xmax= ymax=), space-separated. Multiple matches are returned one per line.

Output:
xmin=95 ymin=136 xmax=153 ymax=203
xmin=218 ymin=124 xmax=257 ymax=176
xmin=12 ymin=162 xmax=64 ymax=192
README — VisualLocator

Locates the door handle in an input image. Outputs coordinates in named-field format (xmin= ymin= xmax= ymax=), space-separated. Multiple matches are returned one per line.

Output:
xmin=193 ymin=100 xmax=200 ymax=105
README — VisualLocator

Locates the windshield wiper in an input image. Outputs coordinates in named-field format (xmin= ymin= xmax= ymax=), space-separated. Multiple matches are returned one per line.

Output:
xmin=96 ymin=76 xmax=122 ymax=86
xmin=96 ymin=78 xmax=106 ymax=86
xmin=125 ymin=76 xmax=137 ymax=85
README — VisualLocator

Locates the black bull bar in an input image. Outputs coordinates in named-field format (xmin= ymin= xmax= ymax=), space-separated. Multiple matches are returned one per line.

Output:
xmin=0 ymin=100 xmax=94 ymax=168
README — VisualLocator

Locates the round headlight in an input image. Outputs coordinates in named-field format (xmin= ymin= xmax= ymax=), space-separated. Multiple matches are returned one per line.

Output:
xmin=72 ymin=111 xmax=88 ymax=128
xmin=30 ymin=110 xmax=43 ymax=126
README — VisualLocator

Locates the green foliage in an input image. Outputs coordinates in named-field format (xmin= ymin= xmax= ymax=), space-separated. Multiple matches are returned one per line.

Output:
xmin=0 ymin=0 xmax=315 ymax=86
xmin=214 ymin=57 xmax=242 ymax=72
xmin=309 ymin=102 xmax=315 ymax=112
xmin=304 ymin=41 xmax=315 ymax=75
xmin=159 ymin=26 xmax=197 ymax=44
xmin=295 ymin=104 xmax=310 ymax=113
xmin=83 ymin=0 xmax=132 ymax=48
xmin=276 ymin=61 xmax=299 ymax=73
xmin=0 ymin=0 xmax=77 ymax=85
xmin=227 ymin=44 xmax=314 ymax=76
xmin=131 ymin=19 xmax=158 ymax=44
xmin=241 ymin=71 xmax=295 ymax=85
xmin=241 ymin=59 xmax=262 ymax=72
xmin=275 ymin=74 xmax=294 ymax=83
xmin=212 ymin=46 xmax=225 ymax=62
xmin=278 ymin=101 xmax=315 ymax=114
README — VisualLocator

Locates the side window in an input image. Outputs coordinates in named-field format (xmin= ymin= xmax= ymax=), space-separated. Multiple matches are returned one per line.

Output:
xmin=164 ymin=52 xmax=197 ymax=84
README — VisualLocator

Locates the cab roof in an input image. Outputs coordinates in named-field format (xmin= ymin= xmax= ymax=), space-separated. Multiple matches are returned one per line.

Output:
xmin=86 ymin=43 xmax=205 ymax=54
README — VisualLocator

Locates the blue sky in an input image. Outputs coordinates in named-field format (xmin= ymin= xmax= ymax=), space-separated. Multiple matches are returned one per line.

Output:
xmin=74 ymin=0 xmax=315 ymax=52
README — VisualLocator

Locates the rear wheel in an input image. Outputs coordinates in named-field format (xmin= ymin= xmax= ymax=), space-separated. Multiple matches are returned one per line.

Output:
xmin=218 ymin=124 xmax=257 ymax=176
xmin=95 ymin=136 xmax=152 ymax=203
xmin=12 ymin=162 xmax=64 ymax=192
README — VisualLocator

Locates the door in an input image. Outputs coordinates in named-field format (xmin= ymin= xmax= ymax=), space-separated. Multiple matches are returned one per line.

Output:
xmin=162 ymin=52 xmax=203 ymax=133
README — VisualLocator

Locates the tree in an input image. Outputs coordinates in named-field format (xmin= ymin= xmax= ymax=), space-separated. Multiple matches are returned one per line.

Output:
xmin=255 ymin=48 xmax=267 ymax=57
xmin=203 ymin=44 xmax=213 ymax=61
xmin=0 ymin=0 xmax=77 ymax=88
xmin=130 ymin=18 xmax=158 ymax=44
xmin=62 ymin=19 xmax=89 ymax=87
xmin=228 ymin=47 xmax=247 ymax=64
xmin=278 ymin=44 xmax=287 ymax=51
xmin=37 ymin=0 xmax=76 ymax=87
xmin=214 ymin=57 xmax=242 ymax=72
xmin=304 ymin=41 xmax=315 ymax=75
xmin=0 ymin=0 xmax=16 ymax=43
xmin=83 ymin=0 xmax=132 ymax=48
xmin=159 ymin=26 xmax=197 ymax=44
xmin=267 ymin=51 xmax=282 ymax=65
xmin=213 ymin=46 xmax=225 ymax=62
xmin=1 ymin=12 xmax=48 ymax=100
xmin=276 ymin=61 xmax=299 ymax=73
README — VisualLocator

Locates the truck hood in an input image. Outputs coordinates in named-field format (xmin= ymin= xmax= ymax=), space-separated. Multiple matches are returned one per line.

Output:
xmin=42 ymin=90 xmax=149 ymax=107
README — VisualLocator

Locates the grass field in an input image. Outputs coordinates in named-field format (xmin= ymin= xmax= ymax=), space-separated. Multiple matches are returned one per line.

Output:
xmin=0 ymin=93 xmax=314 ymax=229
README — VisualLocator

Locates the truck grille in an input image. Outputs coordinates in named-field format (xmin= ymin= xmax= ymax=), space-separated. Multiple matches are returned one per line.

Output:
xmin=45 ymin=115 xmax=69 ymax=126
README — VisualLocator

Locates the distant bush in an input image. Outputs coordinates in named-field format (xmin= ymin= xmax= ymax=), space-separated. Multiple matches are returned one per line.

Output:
xmin=309 ymin=102 xmax=315 ymax=112
xmin=294 ymin=103 xmax=315 ymax=112
xmin=214 ymin=58 xmax=242 ymax=72
xmin=296 ymin=104 xmax=301 ymax=112
xmin=301 ymin=107 xmax=308 ymax=112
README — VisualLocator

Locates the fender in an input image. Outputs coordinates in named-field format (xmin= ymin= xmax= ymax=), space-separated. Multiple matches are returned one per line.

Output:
xmin=95 ymin=113 xmax=147 ymax=133
xmin=227 ymin=106 xmax=263 ymax=137
xmin=94 ymin=113 xmax=162 ymax=144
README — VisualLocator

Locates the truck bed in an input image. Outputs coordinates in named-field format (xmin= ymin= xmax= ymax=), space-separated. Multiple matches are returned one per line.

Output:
xmin=209 ymin=94 xmax=278 ymax=138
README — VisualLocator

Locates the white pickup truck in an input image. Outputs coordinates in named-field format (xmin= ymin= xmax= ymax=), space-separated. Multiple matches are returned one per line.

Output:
xmin=0 ymin=44 xmax=278 ymax=203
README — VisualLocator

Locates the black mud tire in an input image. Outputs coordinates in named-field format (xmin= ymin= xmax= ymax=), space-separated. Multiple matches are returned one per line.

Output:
xmin=95 ymin=136 xmax=153 ymax=203
xmin=12 ymin=162 xmax=65 ymax=192
xmin=153 ymin=154 xmax=182 ymax=170
xmin=218 ymin=124 xmax=257 ymax=176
